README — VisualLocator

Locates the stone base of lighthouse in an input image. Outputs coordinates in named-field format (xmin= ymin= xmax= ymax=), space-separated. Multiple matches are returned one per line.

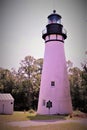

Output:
xmin=37 ymin=35 xmax=72 ymax=115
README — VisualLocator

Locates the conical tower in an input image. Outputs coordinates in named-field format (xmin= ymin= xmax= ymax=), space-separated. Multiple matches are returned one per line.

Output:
xmin=37 ymin=10 xmax=72 ymax=115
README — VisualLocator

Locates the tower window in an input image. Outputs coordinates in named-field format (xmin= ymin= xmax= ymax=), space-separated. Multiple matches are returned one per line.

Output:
xmin=42 ymin=100 xmax=46 ymax=106
xmin=51 ymin=81 xmax=55 ymax=86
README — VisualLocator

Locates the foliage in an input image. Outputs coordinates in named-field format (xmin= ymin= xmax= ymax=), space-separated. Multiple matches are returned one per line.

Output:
xmin=28 ymin=109 xmax=36 ymax=113
xmin=0 ymin=68 xmax=15 ymax=93
xmin=0 ymin=56 xmax=43 ymax=111
xmin=68 ymin=60 xmax=87 ymax=112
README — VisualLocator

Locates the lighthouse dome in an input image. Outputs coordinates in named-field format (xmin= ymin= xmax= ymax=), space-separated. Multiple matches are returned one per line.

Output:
xmin=48 ymin=10 xmax=61 ymax=24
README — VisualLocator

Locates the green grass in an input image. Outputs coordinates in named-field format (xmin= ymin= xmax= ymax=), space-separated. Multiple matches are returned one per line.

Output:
xmin=28 ymin=114 xmax=67 ymax=120
xmin=0 ymin=111 xmax=68 ymax=122
xmin=0 ymin=111 xmax=29 ymax=123
xmin=0 ymin=111 xmax=87 ymax=130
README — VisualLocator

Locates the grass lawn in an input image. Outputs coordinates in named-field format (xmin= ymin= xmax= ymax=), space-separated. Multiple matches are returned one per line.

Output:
xmin=0 ymin=111 xmax=87 ymax=130
xmin=0 ymin=111 xmax=29 ymax=122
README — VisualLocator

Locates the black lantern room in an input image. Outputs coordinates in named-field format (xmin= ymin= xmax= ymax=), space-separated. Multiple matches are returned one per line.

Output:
xmin=42 ymin=10 xmax=67 ymax=40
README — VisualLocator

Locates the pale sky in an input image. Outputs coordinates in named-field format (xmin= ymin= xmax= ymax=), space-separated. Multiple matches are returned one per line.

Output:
xmin=0 ymin=0 xmax=87 ymax=70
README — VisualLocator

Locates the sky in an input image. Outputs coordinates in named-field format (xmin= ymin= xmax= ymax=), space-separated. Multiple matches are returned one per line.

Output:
xmin=0 ymin=0 xmax=87 ymax=70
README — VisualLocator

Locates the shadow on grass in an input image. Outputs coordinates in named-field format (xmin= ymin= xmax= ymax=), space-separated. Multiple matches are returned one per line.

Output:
xmin=27 ymin=113 xmax=68 ymax=121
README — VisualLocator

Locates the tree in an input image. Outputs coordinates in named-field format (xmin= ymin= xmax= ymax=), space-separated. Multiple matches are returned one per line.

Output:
xmin=79 ymin=51 xmax=87 ymax=112
xmin=68 ymin=51 xmax=87 ymax=113
xmin=81 ymin=60 xmax=87 ymax=112
xmin=68 ymin=67 xmax=82 ymax=110
xmin=11 ymin=56 xmax=43 ymax=110
xmin=0 ymin=68 xmax=14 ymax=93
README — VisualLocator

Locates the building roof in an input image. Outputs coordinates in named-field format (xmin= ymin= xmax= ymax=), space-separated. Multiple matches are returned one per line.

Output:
xmin=0 ymin=93 xmax=14 ymax=101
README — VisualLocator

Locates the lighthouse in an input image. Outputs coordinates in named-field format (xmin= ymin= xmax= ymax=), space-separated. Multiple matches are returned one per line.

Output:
xmin=37 ymin=10 xmax=72 ymax=115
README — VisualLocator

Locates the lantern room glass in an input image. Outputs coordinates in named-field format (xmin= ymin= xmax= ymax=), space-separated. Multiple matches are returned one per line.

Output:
xmin=48 ymin=15 xmax=61 ymax=24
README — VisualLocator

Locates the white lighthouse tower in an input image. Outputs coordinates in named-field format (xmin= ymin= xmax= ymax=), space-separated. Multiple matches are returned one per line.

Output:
xmin=37 ymin=10 xmax=72 ymax=115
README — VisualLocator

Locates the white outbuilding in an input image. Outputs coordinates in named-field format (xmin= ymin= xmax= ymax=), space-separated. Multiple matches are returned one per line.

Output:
xmin=0 ymin=93 xmax=14 ymax=114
